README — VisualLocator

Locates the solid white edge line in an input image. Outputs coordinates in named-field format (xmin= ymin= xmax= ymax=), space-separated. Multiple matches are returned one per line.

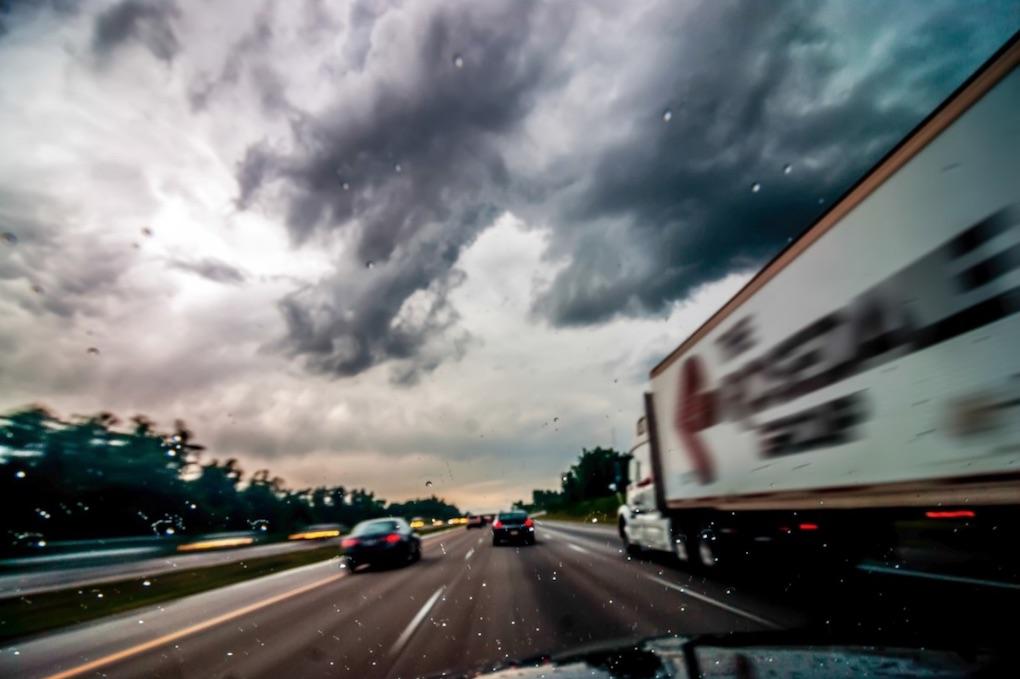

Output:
xmin=464 ymin=548 xmax=475 ymax=561
xmin=857 ymin=563 xmax=1020 ymax=590
xmin=646 ymin=575 xmax=780 ymax=629
xmin=390 ymin=586 xmax=445 ymax=657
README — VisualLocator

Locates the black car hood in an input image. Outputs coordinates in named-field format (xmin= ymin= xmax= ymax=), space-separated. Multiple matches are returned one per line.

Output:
xmin=428 ymin=633 xmax=1003 ymax=678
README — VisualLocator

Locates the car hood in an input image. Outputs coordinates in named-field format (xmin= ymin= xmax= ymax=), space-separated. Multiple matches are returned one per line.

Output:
xmin=433 ymin=633 xmax=1001 ymax=678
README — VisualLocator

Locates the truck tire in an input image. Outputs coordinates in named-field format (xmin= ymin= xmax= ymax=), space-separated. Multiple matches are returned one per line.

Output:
xmin=696 ymin=528 xmax=719 ymax=569
xmin=619 ymin=518 xmax=641 ymax=557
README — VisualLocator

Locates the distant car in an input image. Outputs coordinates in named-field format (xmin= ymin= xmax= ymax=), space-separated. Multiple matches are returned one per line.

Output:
xmin=466 ymin=515 xmax=484 ymax=529
xmin=491 ymin=510 xmax=535 ymax=546
xmin=482 ymin=514 xmax=495 ymax=525
xmin=341 ymin=517 xmax=421 ymax=571
xmin=409 ymin=517 xmax=426 ymax=529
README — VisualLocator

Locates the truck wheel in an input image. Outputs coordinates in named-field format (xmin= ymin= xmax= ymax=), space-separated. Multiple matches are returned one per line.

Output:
xmin=619 ymin=519 xmax=641 ymax=556
xmin=696 ymin=529 xmax=719 ymax=569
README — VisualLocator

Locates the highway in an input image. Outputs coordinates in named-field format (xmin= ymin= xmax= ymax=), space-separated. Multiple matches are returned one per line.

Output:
xmin=2 ymin=521 xmax=1015 ymax=678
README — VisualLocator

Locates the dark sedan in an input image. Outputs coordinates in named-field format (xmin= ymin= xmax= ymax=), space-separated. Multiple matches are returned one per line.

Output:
xmin=491 ymin=511 xmax=535 ymax=546
xmin=341 ymin=518 xmax=421 ymax=571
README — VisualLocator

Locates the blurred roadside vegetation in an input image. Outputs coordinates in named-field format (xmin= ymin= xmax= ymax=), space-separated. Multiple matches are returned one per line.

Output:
xmin=516 ymin=447 xmax=630 ymax=524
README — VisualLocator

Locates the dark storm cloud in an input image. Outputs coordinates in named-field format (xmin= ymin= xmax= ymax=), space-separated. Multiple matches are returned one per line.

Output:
xmin=233 ymin=0 xmax=1016 ymax=377
xmin=168 ymin=257 xmax=247 ymax=285
xmin=92 ymin=0 xmax=180 ymax=63
xmin=239 ymin=0 xmax=573 ymax=378
xmin=532 ymin=1 xmax=1011 ymax=326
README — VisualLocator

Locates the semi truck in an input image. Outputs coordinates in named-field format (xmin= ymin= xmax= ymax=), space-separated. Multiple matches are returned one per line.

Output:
xmin=618 ymin=37 xmax=1020 ymax=576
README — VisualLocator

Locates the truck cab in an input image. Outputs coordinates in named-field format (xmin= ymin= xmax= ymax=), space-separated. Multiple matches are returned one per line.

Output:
xmin=618 ymin=415 xmax=684 ymax=559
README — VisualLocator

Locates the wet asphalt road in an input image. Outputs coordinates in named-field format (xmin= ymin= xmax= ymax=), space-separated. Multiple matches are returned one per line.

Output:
xmin=3 ymin=520 xmax=1017 ymax=678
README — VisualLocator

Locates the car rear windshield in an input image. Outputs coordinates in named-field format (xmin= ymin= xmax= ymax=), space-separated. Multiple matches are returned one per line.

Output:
xmin=353 ymin=520 xmax=400 ymax=535
xmin=498 ymin=512 xmax=528 ymax=522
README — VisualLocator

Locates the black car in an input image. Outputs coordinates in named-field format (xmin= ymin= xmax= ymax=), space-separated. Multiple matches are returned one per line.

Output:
xmin=341 ymin=517 xmax=421 ymax=571
xmin=491 ymin=510 xmax=535 ymax=546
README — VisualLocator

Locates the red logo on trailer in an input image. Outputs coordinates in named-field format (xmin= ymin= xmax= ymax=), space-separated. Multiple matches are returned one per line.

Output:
xmin=675 ymin=356 xmax=717 ymax=485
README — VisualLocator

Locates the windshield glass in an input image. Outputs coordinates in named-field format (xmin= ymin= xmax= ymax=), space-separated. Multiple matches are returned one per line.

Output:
xmin=1 ymin=2 xmax=1018 ymax=678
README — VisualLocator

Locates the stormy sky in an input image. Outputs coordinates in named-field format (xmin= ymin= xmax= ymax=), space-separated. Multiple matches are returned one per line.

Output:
xmin=1 ymin=0 xmax=1017 ymax=511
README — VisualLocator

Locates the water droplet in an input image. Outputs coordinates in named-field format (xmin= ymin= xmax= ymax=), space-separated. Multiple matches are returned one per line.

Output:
xmin=143 ymin=580 xmax=151 ymax=587
xmin=662 ymin=109 xmax=673 ymax=123
xmin=453 ymin=54 xmax=464 ymax=69
xmin=31 ymin=284 xmax=44 ymax=294
xmin=226 ymin=651 xmax=233 ymax=657
xmin=138 ymin=619 xmax=144 ymax=624
xmin=2 ymin=232 xmax=17 ymax=245
xmin=342 ymin=182 xmax=350 ymax=191
xmin=724 ymin=587 xmax=735 ymax=595
xmin=553 ymin=417 xmax=559 ymax=423
xmin=97 ymin=593 xmax=104 ymax=598
xmin=783 ymin=164 xmax=792 ymax=175
xmin=37 ymin=540 xmax=47 ymax=547
xmin=15 ymin=471 xmax=26 ymax=479
xmin=366 ymin=260 xmax=375 ymax=269
xmin=591 ymin=518 xmax=598 ymax=523
xmin=751 ymin=182 xmax=761 ymax=193
xmin=141 ymin=227 xmax=153 ymax=237
xmin=425 ymin=480 xmax=433 ymax=488
xmin=394 ymin=164 xmax=402 ymax=173
xmin=86 ymin=347 xmax=100 ymax=356
xmin=165 ymin=527 xmax=175 ymax=535
xmin=817 ymin=197 xmax=825 ymax=205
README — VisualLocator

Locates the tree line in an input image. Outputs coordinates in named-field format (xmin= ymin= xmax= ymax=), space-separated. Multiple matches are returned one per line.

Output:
xmin=0 ymin=405 xmax=460 ymax=551
xmin=520 ymin=446 xmax=631 ymax=512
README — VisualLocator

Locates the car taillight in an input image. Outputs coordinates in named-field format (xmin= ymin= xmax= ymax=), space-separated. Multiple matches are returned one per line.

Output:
xmin=524 ymin=518 xmax=534 ymax=527
xmin=492 ymin=520 xmax=503 ymax=529
xmin=798 ymin=523 xmax=819 ymax=531
xmin=385 ymin=533 xmax=401 ymax=543
xmin=341 ymin=537 xmax=359 ymax=548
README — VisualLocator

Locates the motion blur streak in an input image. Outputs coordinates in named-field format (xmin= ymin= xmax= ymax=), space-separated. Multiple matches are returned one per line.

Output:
xmin=287 ymin=530 xmax=341 ymax=540
xmin=41 ymin=573 xmax=345 ymax=679
xmin=176 ymin=537 xmax=254 ymax=552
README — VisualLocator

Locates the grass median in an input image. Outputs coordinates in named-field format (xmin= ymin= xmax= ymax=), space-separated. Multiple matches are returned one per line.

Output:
xmin=538 ymin=496 xmax=619 ymax=525
xmin=0 ymin=543 xmax=342 ymax=642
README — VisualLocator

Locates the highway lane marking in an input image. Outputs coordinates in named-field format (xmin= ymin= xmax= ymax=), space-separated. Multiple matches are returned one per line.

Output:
xmin=42 ymin=571 xmax=347 ymax=679
xmin=390 ymin=585 xmax=445 ymax=657
xmin=465 ymin=548 xmax=475 ymax=561
xmin=858 ymin=563 xmax=1020 ymax=590
xmin=567 ymin=543 xmax=591 ymax=555
xmin=645 ymin=575 xmax=780 ymax=629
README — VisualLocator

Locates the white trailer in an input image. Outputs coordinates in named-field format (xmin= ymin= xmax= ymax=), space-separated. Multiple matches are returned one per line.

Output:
xmin=618 ymin=37 xmax=1020 ymax=574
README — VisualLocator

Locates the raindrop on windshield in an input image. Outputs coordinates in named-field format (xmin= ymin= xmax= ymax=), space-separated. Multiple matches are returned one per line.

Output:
xmin=394 ymin=163 xmax=402 ymax=173
xmin=342 ymin=182 xmax=350 ymax=191
xmin=143 ymin=580 xmax=151 ymax=587
xmin=86 ymin=347 xmax=100 ymax=356
xmin=31 ymin=284 xmax=44 ymax=294
xmin=141 ymin=227 xmax=153 ymax=237
xmin=453 ymin=54 xmax=464 ymax=69
xmin=783 ymin=164 xmax=792 ymax=175
xmin=751 ymin=182 xmax=761 ymax=193
xmin=425 ymin=480 xmax=433 ymax=488
xmin=366 ymin=260 xmax=375 ymax=269
xmin=15 ymin=470 xmax=26 ymax=479
xmin=2 ymin=232 xmax=17 ymax=245
xmin=553 ymin=417 xmax=559 ymax=423
xmin=662 ymin=109 xmax=673 ymax=123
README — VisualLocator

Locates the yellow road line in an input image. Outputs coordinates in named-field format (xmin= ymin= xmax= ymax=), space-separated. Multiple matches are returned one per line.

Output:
xmin=44 ymin=572 xmax=345 ymax=679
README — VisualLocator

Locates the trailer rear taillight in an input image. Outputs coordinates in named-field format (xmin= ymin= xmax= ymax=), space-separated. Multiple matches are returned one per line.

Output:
xmin=798 ymin=523 xmax=819 ymax=531
xmin=925 ymin=510 xmax=975 ymax=519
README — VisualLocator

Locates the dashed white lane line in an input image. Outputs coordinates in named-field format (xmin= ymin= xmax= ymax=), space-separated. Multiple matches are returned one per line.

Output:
xmin=567 ymin=543 xmax=590 ymax=555
xmin=390 ymin=586 xmax=445 ymax=657
xmin=464 ymin=548 xmax=475 ymax=561
xmin=645 ymin=575 xmax=779 ymax=629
